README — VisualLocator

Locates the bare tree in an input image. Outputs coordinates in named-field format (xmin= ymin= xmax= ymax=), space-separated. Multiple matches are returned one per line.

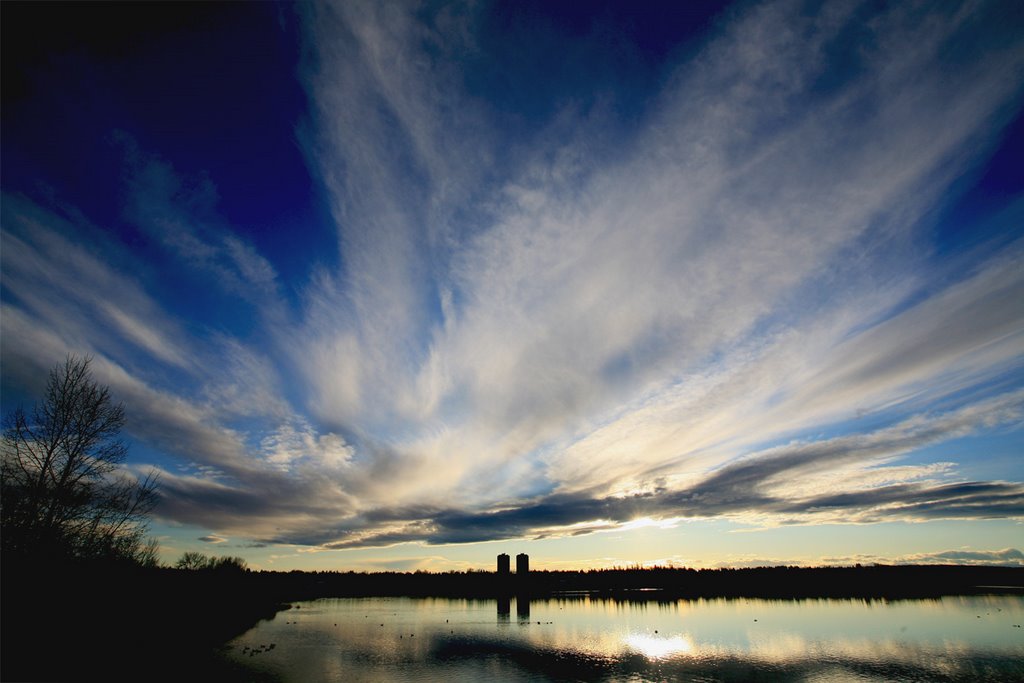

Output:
xmin=176 ymin=551 xmax=212 ymax=570
xmin=1 ymin=355 xmax=159 ymax=563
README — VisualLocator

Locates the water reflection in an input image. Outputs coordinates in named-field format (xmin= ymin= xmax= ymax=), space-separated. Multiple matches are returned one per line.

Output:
xmin=227 ymin=594 xmax=1024 ymax=682
xmin=497 ymin=596 xmax=510 ymax=622
xmin=623 ymin=632 xmax=695 ymax=659
xmin=516 ymin=596 xmax=530 ymax=622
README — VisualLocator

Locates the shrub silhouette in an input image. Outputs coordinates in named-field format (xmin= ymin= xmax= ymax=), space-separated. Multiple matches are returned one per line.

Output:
xmin=176 ymin=551 xmax=249 ymax=572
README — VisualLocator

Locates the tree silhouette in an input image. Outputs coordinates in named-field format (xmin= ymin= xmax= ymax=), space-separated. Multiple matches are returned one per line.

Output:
xmin=1 ymin=355 xmax=158 ymax=563
xmin=175 ymin=551 xmax=248 ymax=571
xmin=176 ymin=550 xmax=212 ymax=570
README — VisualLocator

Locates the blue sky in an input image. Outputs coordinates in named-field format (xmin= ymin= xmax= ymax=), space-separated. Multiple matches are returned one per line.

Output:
xmin=2 ymin=0 xmax=1022 ymax=571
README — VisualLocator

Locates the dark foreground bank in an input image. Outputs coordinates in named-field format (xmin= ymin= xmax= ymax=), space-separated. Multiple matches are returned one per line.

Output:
xmin=1 ymin=557 xmax=287 ymax=682
xmin=3 ymin=561 xmax=1022 ymax=681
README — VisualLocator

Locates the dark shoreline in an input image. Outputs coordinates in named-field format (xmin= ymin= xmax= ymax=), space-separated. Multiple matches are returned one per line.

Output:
xmin=241 ymin=563 xmax=1024 ymax=601
xmin=3 ymin=561 xmax=1022 ymax=681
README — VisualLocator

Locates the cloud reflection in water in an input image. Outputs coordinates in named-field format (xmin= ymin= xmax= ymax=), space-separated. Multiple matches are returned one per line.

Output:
xmin=228 ymin=596 xmax=1024 ymax=682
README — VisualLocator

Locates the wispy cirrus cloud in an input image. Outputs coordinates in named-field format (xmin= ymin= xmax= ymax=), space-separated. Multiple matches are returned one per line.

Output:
xmin=287 ymin=0 xmax=1024 ymax=517
xmin=117 ymin=134 xmax=282 ymax=307
xmin=2 ymin=0 xmax=1022 ymax=558
xmin=0 ymin=191 xmax=350 ymax=508
xmin=1 ymin=196 xmax=195 ymax=373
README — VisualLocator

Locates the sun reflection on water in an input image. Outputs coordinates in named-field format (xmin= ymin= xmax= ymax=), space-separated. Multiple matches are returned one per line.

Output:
xmin=623 ymin=632 xmax=695 ymax=660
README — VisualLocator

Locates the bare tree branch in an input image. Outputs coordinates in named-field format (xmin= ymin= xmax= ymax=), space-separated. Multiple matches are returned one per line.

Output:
xmin=1 ymin=355 xmax=159 ymax=564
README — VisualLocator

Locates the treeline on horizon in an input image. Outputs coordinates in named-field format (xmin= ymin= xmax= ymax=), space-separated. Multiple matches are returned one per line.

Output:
xmin=228 ymin=562 xmax=1024 ymax=601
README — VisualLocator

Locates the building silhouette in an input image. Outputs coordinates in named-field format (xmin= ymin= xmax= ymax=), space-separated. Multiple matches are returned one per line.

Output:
xmin=516 ymin=553 xmax=529 ymax=575
xmin=497 ymin=553 xmax=510 ymax=575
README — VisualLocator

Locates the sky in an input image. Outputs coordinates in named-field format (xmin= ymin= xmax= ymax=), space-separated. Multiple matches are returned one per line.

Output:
xmin=2 ymin=0 xmax=1023 ymax=572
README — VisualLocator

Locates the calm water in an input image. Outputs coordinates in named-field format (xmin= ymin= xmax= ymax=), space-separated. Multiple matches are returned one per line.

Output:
xmin=226 ymin=594 xmax=1024 ymax=682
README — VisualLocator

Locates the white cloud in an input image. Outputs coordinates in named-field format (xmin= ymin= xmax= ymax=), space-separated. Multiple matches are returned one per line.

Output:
xmin=199 ymin=336 xmax=291 ymax=420
xmin=292 ymin=0 xmax=1024 ymax=520
xmin=1 ymin=197 xmax=194 ymax=370
xmin=823 ymin=548 xmax=1024 ymax=567
xmin=547 ymin=249 xmax=1024 ymax=498
xmin=4 ymin=0 xmax=1021 ymax=551
xmin=259 ymin=418 xmax=354 ymax=471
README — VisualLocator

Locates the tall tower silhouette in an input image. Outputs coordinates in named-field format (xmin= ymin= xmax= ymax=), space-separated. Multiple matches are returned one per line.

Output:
xmin=516 ymin=553 xmax=529 ymax=575
xmin=497 ymin=553 xmax=510 ymax=575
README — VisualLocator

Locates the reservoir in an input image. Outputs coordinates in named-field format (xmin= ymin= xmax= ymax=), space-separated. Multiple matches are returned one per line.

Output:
xmin=226 ymin=594 xmax=1024 ymax=681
